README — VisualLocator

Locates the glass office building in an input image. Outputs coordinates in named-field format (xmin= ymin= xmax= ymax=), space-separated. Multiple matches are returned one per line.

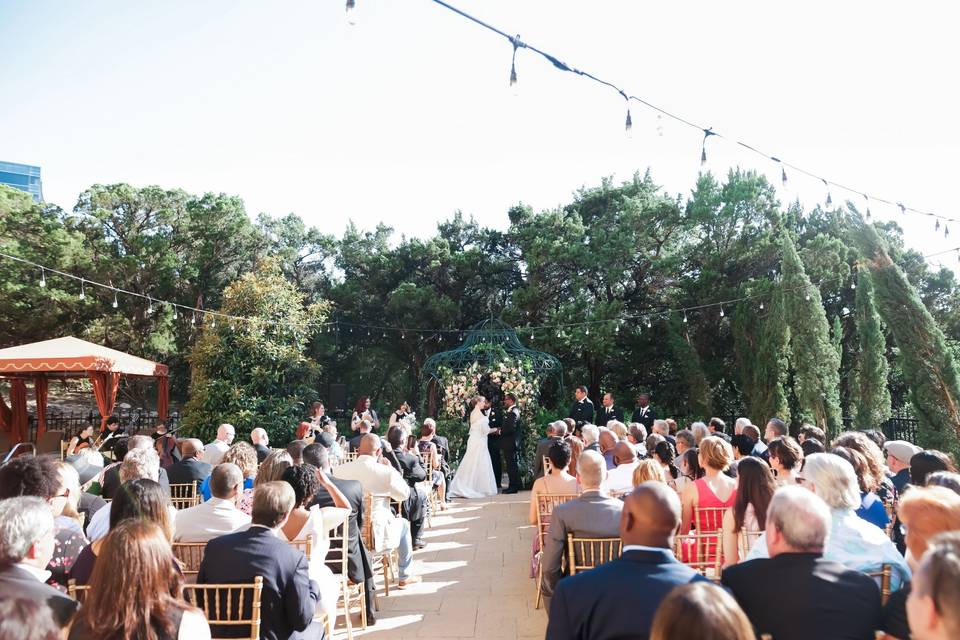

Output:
xmin=0 ymin=161 xmax=43 ymax=202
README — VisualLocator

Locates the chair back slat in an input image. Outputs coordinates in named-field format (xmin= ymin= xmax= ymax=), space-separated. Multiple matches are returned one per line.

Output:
xmin=543 ymin=456 xmax=553 ymax=475
xmin=325 ymin=521 xmax=349 ymax=576
xmin=170 ymin=482 xmax=200 ymax=510
xmin=565 ymin=534 xmax=622 ymax=575
xmin=535 ymin=493 xmax=578 ymax=552
xmin=866 ymin=563 xmax=893 ymax=605
xmin=675 ymin=529 xmax=723 ymax=580
xmin=737 ymin=529 xmax=764 ymax=560
xmin=183 ymin=577 xmax=263 ymax=640
xmin=67 ymin=579 xmax=90 ymax=603
xmin=172 ymin=542 xmax=207 ymax=578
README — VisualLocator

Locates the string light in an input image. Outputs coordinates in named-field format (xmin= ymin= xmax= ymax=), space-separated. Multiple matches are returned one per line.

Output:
xmin=899 ymin=203 xmax=907 ymax=215
xmin=79 ymin=279 xmax=85 ymax=301
xmin=719 ymin=306 xmax=724 ymax=318
xmin=656 ymin=114 xmax=663 ymax=137
xmin=759 ymin=301 xmax=764 ymax=310
xmin=646 ymin=317 xmax=652 ymax=328
xmin=508 ymin=35 xmax=521 ymax=96
xmin=774 ymin=158 xmax=787 ymax=187
xmin=683 ymin=312 xmax=688 ymax=323
xmin=112 ymin=291 xmax=118 ymax=308
xmin=345 ymin=0 xmax=356 ymax=26
xmin=191 ymin=311 xmax=196 ymax=326
xmin=147 ymin=297 xmax=154 ymax=314
xmin=172 ymin=305 xmax=178 ymax=320
xmin=700 ymin=129 xmax=715 ymax=166
xmin=863 ymin=194 xmax=872 ymax=221
xmin=39 ymin=268 xmax=46 ymax=288
xmin=823 ymin=179 xmax=832 ymax=207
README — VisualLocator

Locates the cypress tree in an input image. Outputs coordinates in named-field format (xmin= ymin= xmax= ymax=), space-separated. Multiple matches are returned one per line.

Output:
xmin=780 ymin=232 xmax=843 ymax=434
xmin=851 ymin=223 xmax=960 ymax=451
xmin=734 ymin=288 xmax=791 ymax=425
xmin=852 ymin=269 xmax=892 ymax=430
xmin=667 ymin=318 xmax=713 ymax=419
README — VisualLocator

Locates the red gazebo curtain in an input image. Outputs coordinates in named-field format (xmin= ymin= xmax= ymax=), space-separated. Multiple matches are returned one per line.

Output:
xmin=0 ymin=390 xmax=11 ymax=431
xmin=89 ymin=372 xmax=120 ymax=431
xmin=10 ymin=379 xmax=28 ymax=444
xmin=157 ymin=376 xmax=169 ymax=422
xmin=34 ymin=376 xmax=48 ymax=438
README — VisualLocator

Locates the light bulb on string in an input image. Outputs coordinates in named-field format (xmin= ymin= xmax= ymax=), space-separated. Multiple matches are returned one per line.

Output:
xmin=508 ymin=35 xmax=522 ymax=96
xmin=585 ymin=327 xmax=590 ymax=336
xmin=863 ymin=194 xmax=871 ymax=220
xmin=79 ymin=279 xmax=85 ymax=300
xmin=719 ymin=306 xmax=725 ymax=318
xmin=683 ymin=312 xmax=688 ymax=324
xmin=39 ymin=268 xmax=46 ymax=288
xmin=700 ymin=128 xmax=715 ymax=167
xmin=850 ymin=279 xmax=856 ymax=291
xmin=112 ymin=291 xmax=118 ymax=309
xmin=936 ymin=219 xmax=941 ymax=232
xmin=345 ymin=0 xmax=357 ymax=26
xmin=759 ymin=301 xmax=764 ymax=311
xmin=898 ymin=203 xmax=906 ymax=216
xmin=780 ymin=164 xmax=788 ymax=188
xmin=822 ymin=179 xmax=832 ymax=207
xmin=945 ymin=225 xmax=950 ymax=238
xmin=191 ymin=312 xmax=196 ymax=326
xmin=805 ymin=291 xmax=811 ymax=301
xmin=172 ymin=305 xmax=178 ymax=320
xmin=625 ymin=108 xmax=633 ymax=138
xmin=211 ymin=317 xmax=216 ymax=329
xmin=656 ymin=114 xmax=663 ymax=137
xmin=147 ymin=297 xmax=153 ymax=314
xmin=646 ymin=317 xmax=652 ymax=329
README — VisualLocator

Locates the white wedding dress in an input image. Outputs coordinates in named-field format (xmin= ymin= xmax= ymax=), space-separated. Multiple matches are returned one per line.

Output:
xmin=448 ymin=406 xmax=499 ymax=498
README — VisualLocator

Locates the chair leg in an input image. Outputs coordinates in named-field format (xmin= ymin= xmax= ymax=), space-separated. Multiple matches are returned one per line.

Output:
xmin=342 ymin=581 xmax=353 ymax=640
xmin=359 ymin=587 xmax=367 ymax=630
xmin=534 ymin=563 xmax=543 ymax=610
xmin=382 ymin=552 xmax=391 ymax=596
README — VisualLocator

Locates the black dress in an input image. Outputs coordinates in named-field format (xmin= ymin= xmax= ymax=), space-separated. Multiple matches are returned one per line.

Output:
xmin=68 ymin=606 xmax=185 ymax=640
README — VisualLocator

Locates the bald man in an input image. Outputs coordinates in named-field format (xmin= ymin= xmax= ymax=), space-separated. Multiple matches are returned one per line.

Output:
xmin=598 ymin=429 xmax=618 ymax=470
xmin=605 ymin=442 xmax=640 ymax=493
xmin=250 ymin=428 xmax=270 ymax=463
xmin=166 ymin=438 xmax=213 ymax=486
xmin=546 ymin=483 xmax=709 ymax=640
xmin=204 ymin=423 xmax=235 ymax=466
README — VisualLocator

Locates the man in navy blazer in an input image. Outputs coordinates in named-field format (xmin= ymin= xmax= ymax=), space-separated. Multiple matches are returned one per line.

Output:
xmin=546 ymin=481 xmax=708 ymax=640
xmin=198 ymin=481 xmax=322 ymax=640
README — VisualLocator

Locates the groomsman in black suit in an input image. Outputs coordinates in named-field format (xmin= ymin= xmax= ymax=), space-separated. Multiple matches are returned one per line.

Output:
xmin=500 ymin=394 xmax=522 ymax=494
xmin=568 ymin=386 xmax=594 ymax=430
xmin=631 ymin=393 xmax=656 ymax=430
xmin=596 ymin=393 xmax=624 ymax=428
xmin=487 ymin=401 xmax=504 ymax=489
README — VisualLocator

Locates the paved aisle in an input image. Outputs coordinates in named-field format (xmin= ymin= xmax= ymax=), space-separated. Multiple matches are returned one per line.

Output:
xmin=339 ymin=493 xmax=546 ymax=639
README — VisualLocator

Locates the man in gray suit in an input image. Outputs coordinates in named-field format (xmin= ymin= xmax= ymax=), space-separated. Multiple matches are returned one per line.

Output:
xmin=532 ymin=421 xmax=564 ymax=481
xmin=540 ymin=449 xmax=623 ymax=613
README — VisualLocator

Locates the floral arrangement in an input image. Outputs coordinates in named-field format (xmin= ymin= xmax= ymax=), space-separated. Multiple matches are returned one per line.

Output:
xmin=439 ymin=357 xmax=541 ymax=419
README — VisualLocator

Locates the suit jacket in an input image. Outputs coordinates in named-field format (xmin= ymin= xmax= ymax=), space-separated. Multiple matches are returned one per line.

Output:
xmin=198 ymin=527 xmax=320 ymax=640
xmin=596 ymin=405 xmax=624 ymax=427
xmin=533 ymin=436 xmax=562 ymax=480
xmin=102 ymin=465 xmax=170 ymax=499
xmin=547 ymin=548 xmax=709 ymax=640
xmin=254 ymin=443 xmax=271 ymax=464
xmin=165 ymin=458 xmax=212 ymax=487
xmin=721 ymin=553 xmax=881 ymax=640
xmin=393 ymin=450 xmax=427 ymax=486
xmin=348 ymin=434 xmax=363 ymax=453
xmin=568 ymin=399 xmax=594 ymax=426
xmin=541 ymin=491 xmax=623 ymax=598
xmin=310 ymin=476 xmax=372 ymax=585
xmin=0 ymin=564 xmax=78 ymax=628
xmin=630 ymin=405 xmax=656 ymax=429
xmin=500 ymin=406 xmax=521 ymax=449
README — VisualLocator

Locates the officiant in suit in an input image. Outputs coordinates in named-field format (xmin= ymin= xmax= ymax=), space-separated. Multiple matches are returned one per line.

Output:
xmin=568 ymin=386 xmax=594 ymax=431
xmin=487 ymin=401 xmax=504 ymax=489
xmin=631 ymin=393 xmax=656 ymax=430
xmin=500 ymin=394 xmax=522 ymax=494
xmin=596 ymin=393 xmax=624 ymax=428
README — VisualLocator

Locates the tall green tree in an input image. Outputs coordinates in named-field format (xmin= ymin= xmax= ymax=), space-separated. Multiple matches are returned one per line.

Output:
xmin=733 ymin=285 xmax=791 ymax=424
xmin=182 ymin=259 xmax=329 ymax=443
xmin=852 ymin=268 xmax=892 ymax=429
xmin=780 ymin=232 xmax=843 ymax=433
xmin=666 ymin=317 xmax=713 ymax=417
xmin=851 ymin=222 xmax=960 ymax=451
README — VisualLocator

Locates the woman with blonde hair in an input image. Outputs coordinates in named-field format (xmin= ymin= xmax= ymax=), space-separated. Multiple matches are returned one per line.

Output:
xmin=650 ymin=582 xmax=755 ymax=640
xmin=679 ymin=437 xmax=736 ymax=564
xmin=200 ymin=441 xmax=258 ymax=501
xmin=632 ymin=459 xmax=668 ymax=486
xmin=238 ymin=449 xmax=293 ymax=515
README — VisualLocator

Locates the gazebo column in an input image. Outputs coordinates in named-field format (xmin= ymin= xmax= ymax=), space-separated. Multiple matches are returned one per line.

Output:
xmin=34 ymin=375 xmax=48 ymax=438
xmin=0 ymin=389 xmax=11 ymax=431
xmin=157 ymin=376 xmax=169 ymax=422
xmin=10 ymin=379 xmax=28 ymax=444
xmin=88 ymin=371 xmax=120 ymax=431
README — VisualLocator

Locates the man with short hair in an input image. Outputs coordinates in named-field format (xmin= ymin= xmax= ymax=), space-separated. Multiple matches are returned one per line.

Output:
xmin=198 ymin=482 xmax=322 ymax=640
xmin=674 ymin=429 xmax=695 ymax=455
xmin=650 ymin=419 xmax=675 ymax=447
xmin=166 ymin=438 xmax=213 ymax=486
xmin=251 ymin=428 xmax=271 ymax=463
xmin=533 ymin=422 xmax=563 ymax=481
xmin=598 ymin=429 xmax=618 ymax=470
xmin=734 ymin=417 xmax=751 ymax=435
xmin=546 ymin=483 xmax=707 ymax=639
xmin=568 ymin=386 xmax=594 ymax=430
xmin=708 ymin=417 xmax=731 ymax=442
xmin=885 ymin=440 xmax=921 ymax=493
xmin=763 ymin=418 xmax=787 ymax=443
xmin=907 ymin=532 xmax=960 ymax=640
xmin=349 ymin=419 xmax=372 ymax=453
xmin=499 ymin=393 xmax=522 ymax=494
xmin=722 ymin=486 xmax=881 ymax=640
xmin=174 ymin=463 xmax=251 ymax=542
xmin=286 ymin=440 xmax=307 ymax=465
xmin=540 ymin=450 xmax=623 ymax=612
xmin=333 ymin=433 xmax=420 ymax=588
xmin=742 ymin=424 xmax=766 ymax=457
xmin=0 ymin=497 xmax=78 ymax=628
xmin=101 ymin=434 xmax=171 ymax=499
xmin=630 ymin=393 xmax=656 ymax=430
xmin=581 ymin=424 xmax=600 ymax=453
xmin=797 ymin=424 xmax=826 ymax=445
xmin=88 ymin=446 xmax=175 ymax=541
xmin=596 ymin=393 xmax=624 ymax=428
xmin=606 ymin=442 xmax=640 ymax=493
xmin=204 ymin=423 xmax=235 ymax=466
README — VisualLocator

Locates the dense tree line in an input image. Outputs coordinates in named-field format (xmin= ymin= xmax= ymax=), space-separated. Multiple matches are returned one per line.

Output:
xmin=2 ymin=168 xmax=959 ymax=447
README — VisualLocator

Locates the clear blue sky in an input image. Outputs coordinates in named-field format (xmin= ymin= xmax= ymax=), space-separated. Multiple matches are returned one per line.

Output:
xmin=1 ymin=0 xmax=958 ymax=269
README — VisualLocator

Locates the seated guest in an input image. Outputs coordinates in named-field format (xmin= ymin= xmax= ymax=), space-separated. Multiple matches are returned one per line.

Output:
xmin=651 ymin=419 xmax=675 ymax=447
xmin=540 ymin=450 xmax=622 ymax=612
xmin=606 ymin=442 xmax=640 ymax=493
xmin=581 ymin=424 xmax=600 ymax=454
xmin=0 ymin=497 xmax=78 ymax=628
xmin=287 ymin=440 xmax=308 ymax=465
xmin=533 ymin=422 xmax=564 ymax=481
xmin=723 ymin=486 xmax=881 ymax=640
xmin=746 ymin=453 xmax=910 ymax=590
xmin=295 ymin=422 xmax=315 ymax=445
xmin=652 ymin=441 xmax=680 ymax=484
xmin=101 ymin=435 xmax=171 ymax=500
xmin=798 ymin=424 xmax=826 ymax=445
xmin=906 ymin=532 xmax=960 ymax=640
xmin=767 ymin=436 xmax=804 ymax=485
xmin=546 ymin=482 xmax=708 ymax=639
xmin=240 ymin=450 xmax=294 ymax=515
xmin=198 ymin=482 xmax=322 ymax=640
xmin=801 ymin=437 xmax=825 ymax=457
xmin=884 ymin=440 xmax=921 ymax=493
xmin=643 ymin=433 xmax=665 ymax=459
xmin=730 ymin=433 xmax=755 ymax=464
xmin=0 ymin=455 xmax=87 ymax=591
xmin=165 ymin=438 xmax=212 ymax=487
xmin=690 ymin=421 xmax=710 ymax=446
xmin=926 ymin=470 xmax=960 ymax=495
xmin=250 ymin=427 xmax=271 ymax=463
xmin=70 ymin=478 xmax=173 ymax=585
xmin=722 ymin=457 xmax=776 ymax=567
xmin=203 ymin=423 xmax=235 ymax=466
xmin=675 ymin=447 xmax=703 ymax=494
xmin=911 ymin=450 xmax=957 ymax=486
xmin=383 ymin=426 xmax=428 ymax=548
xmin=674 ymin=429 xmax=695 ymax=456
xmin=742 ymin=424 xmax=766 ymax=457
xmin=529 ymin=441 xmax=579 ymax=527
xmin=302 ymin=442 xmax=378 ymax=625
xmin=566 ymin=435 xmax=585 ymax=478
xmin=632 ymin=459 xmax=668 ymax=487
xmin=831 ymin=446 xmax=889 ymax=529
xmin=86 ymin=447 xmax=173 ymax=542
xmin=832 ymin=430 xmax=897 ymax=502
xmin=68 ymin=520 xmax=210 ymax=640
xmin=626 ymin=423 xmax=647 ymax=448
xmin=348 ymin=419 xmax=373 ymax=453
xmin=880 ymin=487 xmax=960 ymax=640
xmin=65 ymin=424 xmax=96 ymax=457
xmin=650 ymin=582 xmax=755 ymax=640
xmin=333 ymin=433 xmax=420 ymax=587
xmin=708 ymin=417 xmax=731 ymax=442
xmin=679 ymin=437 xmax=736 ymax=555
xmin=0 ymin=596 xmax=61 ymax=640
xmin=199 ymin=442 xmax=257 ymax=502
xmin=174 ymin=464 xmax=251 ymax=542
xmin=279 ymin=464 xmax=350 ymax=625
xmin=416 ymin=421 xmax=447 ymax=504
xmin=607 ymin=420 xmax=629 ymax=442
xmin=733 ymin=417 xmax=751 ymax=435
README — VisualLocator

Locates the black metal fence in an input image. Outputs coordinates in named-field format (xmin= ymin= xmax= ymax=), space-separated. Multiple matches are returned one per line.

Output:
xmin=26 ymin=408 xmax=182 ymax=443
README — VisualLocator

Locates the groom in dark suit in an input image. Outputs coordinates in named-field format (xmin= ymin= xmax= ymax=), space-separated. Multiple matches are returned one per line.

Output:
xmin=500 ymin=394 xmax=522 ymax=494
xmin=487 ymin=401 xmax=504 ymax=489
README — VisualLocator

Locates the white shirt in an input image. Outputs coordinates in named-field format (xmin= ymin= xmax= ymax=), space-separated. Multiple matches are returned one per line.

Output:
xmin=606 ymin=461 xmax=640 ymax=493
xmin=15 ymin=562 xmax=51 ymax=583
xmin=333 ymin=455 xmax=409 ymax=550
xmin=174 ymin=497 xmax=251 ymax=542
xmin=203 ymin=440 xmax=230 ymax=466
xmin=178 ymin=610 xmax=212 ymax=640
xmin=87 ymin=503 xmax=178 ymax=542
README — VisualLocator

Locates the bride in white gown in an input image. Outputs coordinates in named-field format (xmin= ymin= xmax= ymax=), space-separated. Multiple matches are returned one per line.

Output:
xmin=448 ymin=396 xmax=500 ymax=498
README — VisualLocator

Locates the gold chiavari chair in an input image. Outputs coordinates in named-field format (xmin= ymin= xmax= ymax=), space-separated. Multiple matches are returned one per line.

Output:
xmin=883 ymin=497 xmax=898 ymax=538
xmin=287 ymin=536 xmax=313 ymax=560
xmin=674 ymin=529 xmax=723 ymax=580
xmin=183 ymin=577 xmax=264 ymax=640
xmin=867 ymin=564 xmax=893 ymax=605
xmin=170 ymin=482 xmax=200 ymax=510
xmin=534 ymin=493 xmax=579 ymax=609
xmin=418 ymin=447 xmax=442 ymax=525
xmin=326 ymin=521 xmax=367 ymax=639
xmin=543 ymin=455 xmax=553 ymax=475
xmin=565 ymin=534 xmax=622 ymax=576
xmin=344 ymin=451 xmax=359 ymax=464
xmin=737 ymin=529 xmax=765 ymax=560
xmin=362 ymin=493 xmax=400 ymax=596
xmin=172 ymin=541 xmax=207 ymax=580
xmin=67 ymin=579 xmax=90 ymax=603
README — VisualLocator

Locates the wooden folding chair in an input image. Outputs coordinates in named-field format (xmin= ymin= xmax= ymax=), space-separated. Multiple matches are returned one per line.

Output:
xmin=867 ymin=564 xmax=893 ymax=605
xmin=67 ymin=579 xmax=90 ymax=603
xmin=184 ymin=577 xmax=264 ymax=640
xmin=326 ymin=521 xmax=367 ymax=639
xmin=565 ymin=534 xmax=622 ymax=575
xmin=737 ymin=528 xmax=765 ymax=560
xmin=534 ymin=493 xmax=578 ymax=610
xmin=362 ymin=493 xmax=400 ymax=596
xmin=170 ymin=482 xmax=200 ymax=510
xmin=417 ymin=447 xmax=442 ymax=526
xmin=172 ymin=541 xmax=207 ymax=580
